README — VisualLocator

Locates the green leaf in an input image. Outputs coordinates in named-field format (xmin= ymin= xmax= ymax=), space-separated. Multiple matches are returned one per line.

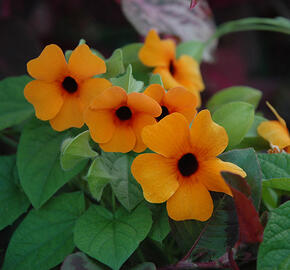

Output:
xmin=176 ymin=41 xmax=205 ymax=63
xmin=122 ymin=43 xmax=151 ymax=83
xmin=111 ymin=155 xmax=144 ymax=211
xmin=74 ymin=203 xmax=152 ymax=270
xmin=170 ymin=194 xmax=238 ymax=260
xmin=148 ymin=204 xmax=170 ymax=243
xmin=149 ymin=74 xmax=163 ymax=86
xmin=236 ymin=115 xmax=268 ymax=150
xmin=262 ymin=187 xmax=279 ymax=210
xmin=86 ymin=156 xmax=112 ymax=201
xmin=0 ymin=75 xmax=33 ymax=131
xmin=220 ymin=148 xmax=263 ymax=210
xmin=0 ymin=155 xmax=30 ymax=230
xmin=258 ymin=153 xmax=290 ymax=180
xmin=257 ymin=201 xmax=290 ymax=270
xmin=2 ymin=192 xmax=85 ymax=270
xmin=60 ymin=130 xmax=97 ymax=171
xmin=130 ymin=262 xmax=156 ymax=270
xmin=17 ymin=119 xmax=86 ymax=208
xmin=111 ymin=65 xmax=144 ymax=93
xmin=61 ymin=252 xmax=104 ymax=270
xmin=103 ymin=49 xmax=125 ymax=79
xmin=206 ymin=86 xmax=262 ymax=113
xmin=212 ymin=101 xmax=255 ymax=148
xmin=263 ymin=178 xmax=290 ymax=191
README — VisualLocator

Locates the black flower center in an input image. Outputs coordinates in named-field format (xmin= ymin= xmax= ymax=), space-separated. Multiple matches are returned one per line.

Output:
xmin=62 ymin=76 xmax=78 ymax=93
xmin=156 ymin=106 xmax=170 ymax=122
xmin=178 ymin=153 xmax=198 ymax=177
xmin=169 ymin=60 xmax=175 ymax=75
xmin=115 ymin=106 xmax=132 ymax=121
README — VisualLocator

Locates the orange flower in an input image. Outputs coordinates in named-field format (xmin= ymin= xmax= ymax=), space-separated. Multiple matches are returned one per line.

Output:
xmin=257 ymin=102 xmax=290 ymax=153
xmin=84 ymin=86 xmax=161 ymax=153
xmin=24 ymin=44 xmax=112 ymax=131
xmin=131 ymin=111 xmax=246 ymax=221
xmin=144 ymin=84 xmax=198 ymax=123
xmin=139 ymin=29 xmax=204 ymax=106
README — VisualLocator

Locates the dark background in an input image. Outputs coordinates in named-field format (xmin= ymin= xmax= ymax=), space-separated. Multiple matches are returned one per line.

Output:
xmin=0 ymin=0 xmax=289 ymax=122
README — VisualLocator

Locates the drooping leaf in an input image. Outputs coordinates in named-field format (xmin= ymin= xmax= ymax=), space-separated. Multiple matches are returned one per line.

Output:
xmin=110 ymin=65 xmax=144 ymax=93
xmin=2 ymin=192 xmax=85 ymax=270
xmin=17 ymin=118 xmax=86 ymax=208
xmin=110 ymin=155 xmax=144 ymax=211
xmin=0 ymin=75 xmax=33 ymax=131
xmin=149 ymin=74 xmax=163 ymax=87
xmin=207 ymin=86 xmax=262 ymax=113
xmin=60 ymin=130 xmax=97 ymax=171
xmin=61 ymin=252 xmax=104 ymax=270
xmin=170 ymin=194 xmax=238 ymax=260
xmin=212 ymin=101 xmax=255 ymax=148
xmin=0 ymin=155 xmax=30 ymax=230
xmin=257 ymin=201 xmax=290 ymax=270
xmin=220 ymin=148 xmax=262 ymax=210
xmin=121 ymin=0 xmax=216 ymax=61
xmin=148 ymin=204 xmax=170 ymax=243
xmin=103 ymin=49 xmax=125 ymax=79
xmin=222 ymin=172 xmax=264 ymax=243
xmin=74 ymin=203 xmax=152 ymax=270
xmin=176 ymin=41 xmax=205 ymax=63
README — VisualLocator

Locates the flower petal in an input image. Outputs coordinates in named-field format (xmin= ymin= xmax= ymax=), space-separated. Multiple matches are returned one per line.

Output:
xmin=89 ymin=86 xmax=127 ymax=110
xmin=190 ymin=110 xmax=228 ymax=159
xmin=127 ymin=92 xmax=161 ymax=117
xmin=24 ymin=80 xmax=63 ymax=120
xmin=99 ymin=124 xmax=136 ymax=153
xmin=84 ymin=110 xmax=115 ymax=143
xmin=154 ymin=67 xmax=181 ymax=90
xmin=131 ymin=153 xmax=179 ymax=203
xmin=197 ymin=158 xmax=246 ymax=196
xmin=132 ymin=114 xmax=157 ymax=153
xmin=143 ymin=84 xmax=165 ymax=104
xmin=50 ymin=95 xmax=83 ymax=131
xmin=142 ymin=113 xmax=191 ymax=158
xmin=266 ymin=101 xmax=287 ymax=127
xmin=257 ymin=120 xmax=290 ymax=149
xmin=139 ymin=29 xmax=176 ymax=67
xmin=27 ymin=44 xmax=68 ymax=81
xmin=163 ymin=87 xmax=197 ymax=123
xmin=68 ymin=44 xmax=106 ymax=80
xmin=79 ymin=78 xmax=112 ymax=109
xmin=166 ymin=179 xmax=213 ymax=221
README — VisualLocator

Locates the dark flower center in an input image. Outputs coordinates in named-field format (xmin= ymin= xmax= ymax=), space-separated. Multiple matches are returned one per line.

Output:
xmin=116 ymin=106 xmax=132 ymax=121
xmin=62 ymin=76 xmax=78 ymax=93
xmin=169 ymin=60 xmax=175 ymax=75
xmin=178 ymin=153 xmax=198 ymax=177
xmin=156 ymin=106 xmax=170 ymax=122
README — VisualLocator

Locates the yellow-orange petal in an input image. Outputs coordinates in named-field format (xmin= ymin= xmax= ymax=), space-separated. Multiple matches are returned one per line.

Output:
xmin=132 ymin=114 xmax=157 ymax=153
xmin=89 ymin=86 xmax=127 ymax=110
xmin=127 ymin=92 xmax=161 ymax=117
xmin=197 ymin=158 xmax=246 ymax=196
xmin=27 ymin=44 xmax=68 ymax=82
xmin=131 ymin=153 xmax=179 ymax=203
xmin=266 ymin=101 xmax=287 ymax=127
xmin=139 ymin=29 xmax=176 ymax=67
xmin=68 ymin=44 xmax=106 ymax=80
xmin=24 ymin=80 xmax=64 ymax=120
xmin=79 ymin=78 xmax=112 ymax=109
xmin=174 ymin=55 xmax=205 ymax=93
xmin=166 ymin=179 xmax=213 ymax=221
xmin=142 ymin=113 xmax=191 ymax=158
xmin=153 ymin=67 xmax=181 ymax=90
xmin=49 ymin=95 xmax=83 ymax=131
xmin=99 ymin=124 xmax=136 ymax=153
xmin=190 ymin=110 xmax=228 ymax=159
xmin=84 ymin=110 xmax=115 ymax=143
xmin=143 ymin=84 xmax=165 ymax=104
xmin=163 ymin=87 xmax=197 ymax=123
xmin=257 ymin=120 xmax=290 ymax=150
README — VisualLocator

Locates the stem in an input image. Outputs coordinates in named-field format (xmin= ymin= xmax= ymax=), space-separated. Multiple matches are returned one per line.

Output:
xmin=228 ymin=248 xmax=240 ymax=270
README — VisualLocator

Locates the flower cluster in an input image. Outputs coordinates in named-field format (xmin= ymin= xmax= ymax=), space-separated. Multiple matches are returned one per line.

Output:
xmin=24 ymin=30 xmax=247 ymax=222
